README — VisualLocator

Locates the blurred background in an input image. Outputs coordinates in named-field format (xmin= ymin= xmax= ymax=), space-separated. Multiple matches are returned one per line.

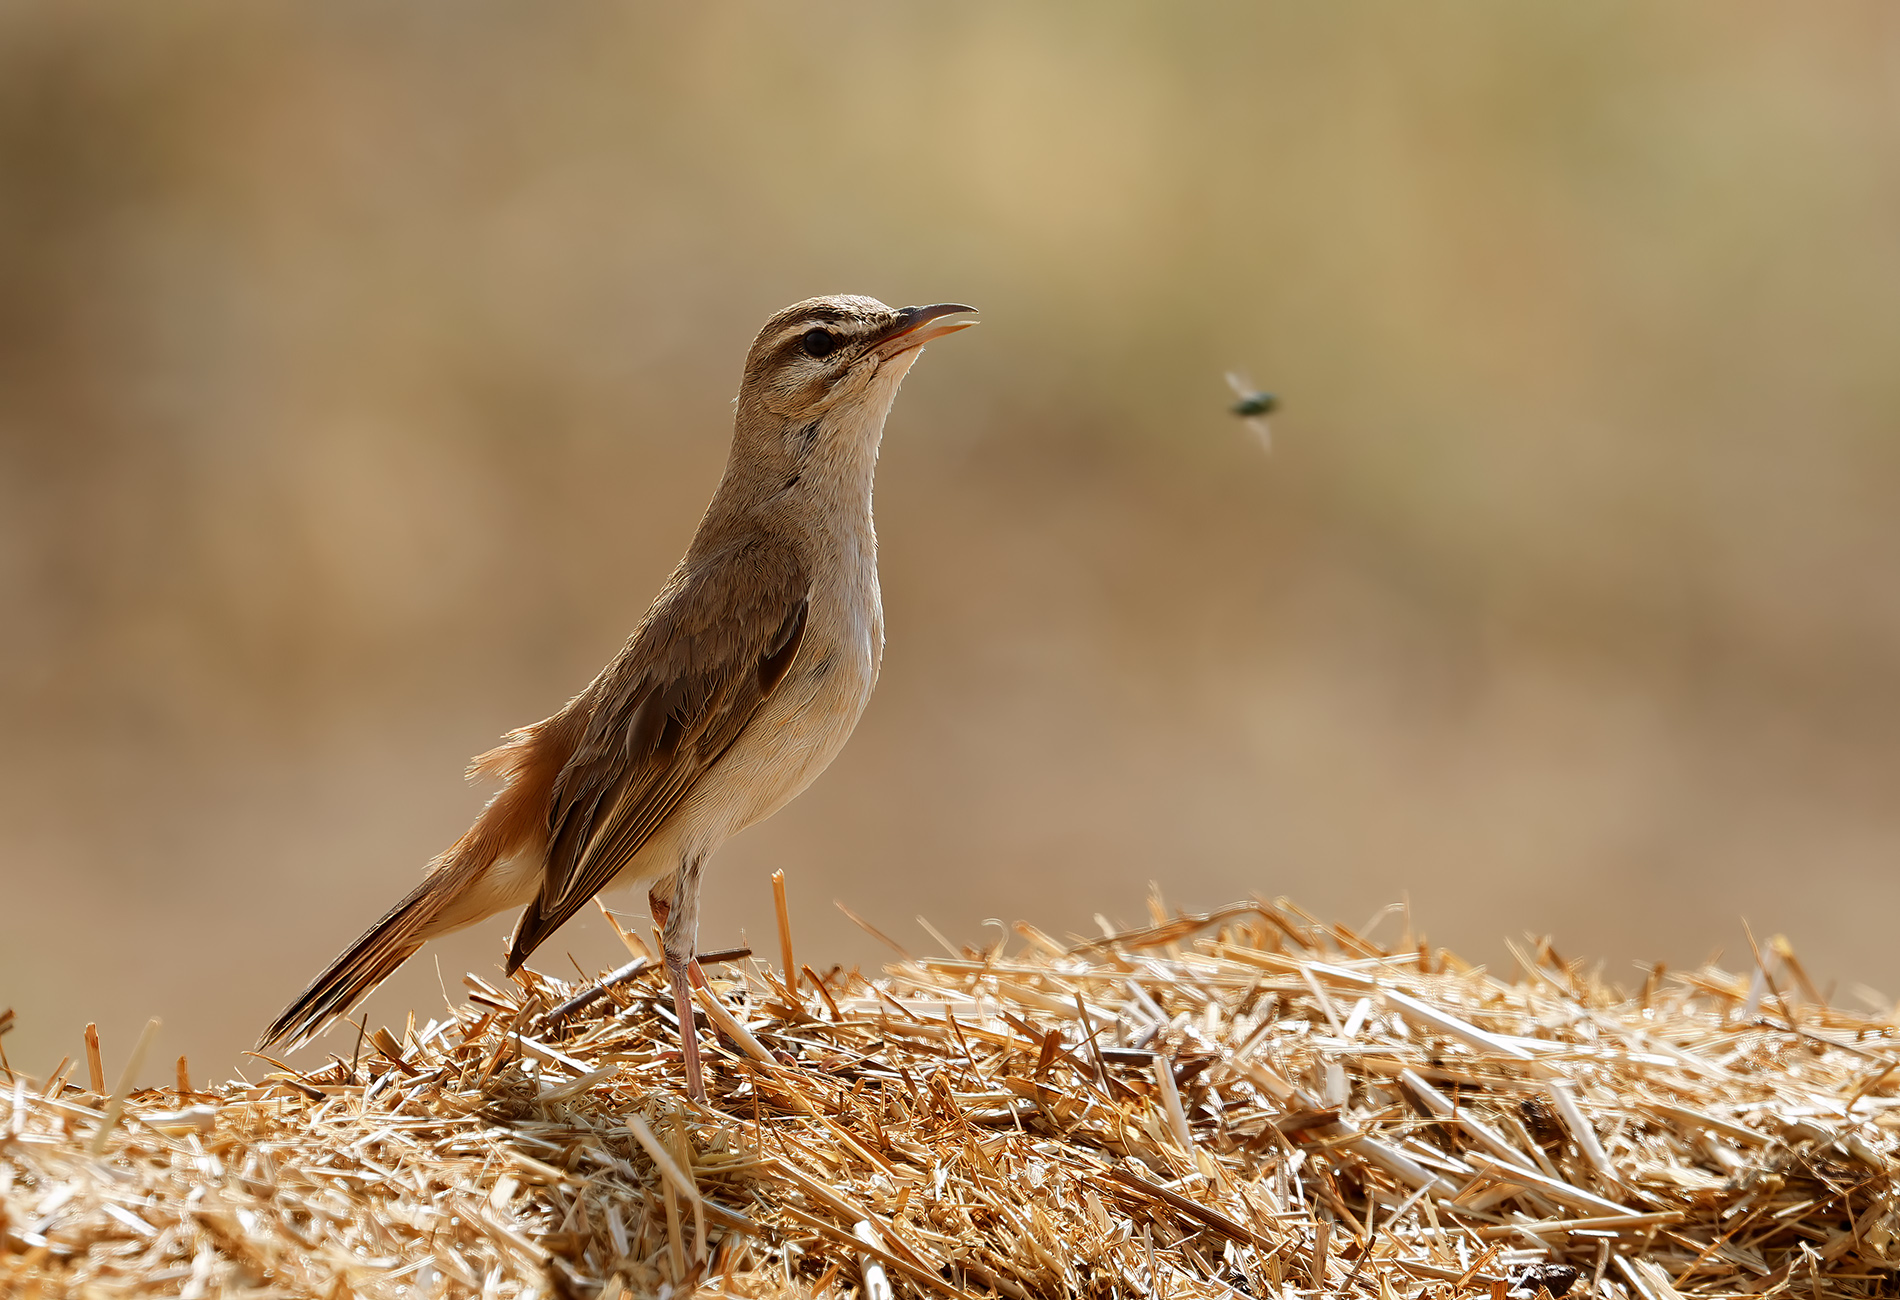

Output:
xmin=3 ymin=3 xmax=1898 ymax=1084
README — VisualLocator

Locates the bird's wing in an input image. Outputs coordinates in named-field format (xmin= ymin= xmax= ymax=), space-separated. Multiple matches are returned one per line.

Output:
xmin=506 ymin=535 xmax=810 ymax=969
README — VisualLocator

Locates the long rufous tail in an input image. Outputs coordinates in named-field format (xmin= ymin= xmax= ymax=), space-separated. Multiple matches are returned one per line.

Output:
xmin=258 ymin=716 xmax=577 ymax=1053
xmin=256 ymin=870 xmax=446 ymax=1052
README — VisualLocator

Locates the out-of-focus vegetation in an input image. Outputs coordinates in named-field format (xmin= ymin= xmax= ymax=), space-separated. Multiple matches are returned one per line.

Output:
xmin=3 ymin=3 xmax=1897 ymax=1079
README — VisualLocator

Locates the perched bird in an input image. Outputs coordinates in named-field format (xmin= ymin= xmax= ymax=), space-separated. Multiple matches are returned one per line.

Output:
xmin=259 ymin=295 xmax=977 ymax=1102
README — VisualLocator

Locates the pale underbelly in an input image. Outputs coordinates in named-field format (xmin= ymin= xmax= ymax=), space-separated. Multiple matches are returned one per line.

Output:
xmin=600 ymin=636 xmax=878 ymax=893
xmin=698 ymin=645 xmax=876 ymax=838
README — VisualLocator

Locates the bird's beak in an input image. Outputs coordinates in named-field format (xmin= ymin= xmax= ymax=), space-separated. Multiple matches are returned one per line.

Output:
xmin=873 ymin=303 xmax=979 ymax=359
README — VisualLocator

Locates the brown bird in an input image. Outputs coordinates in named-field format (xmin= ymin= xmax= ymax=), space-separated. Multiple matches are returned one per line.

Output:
xmin=259 ymin=295 xmax=976 ymax=1101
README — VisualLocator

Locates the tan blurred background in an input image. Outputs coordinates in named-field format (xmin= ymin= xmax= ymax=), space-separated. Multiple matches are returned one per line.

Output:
xmin=3 ymin=3 xmax=1899 ymax=1084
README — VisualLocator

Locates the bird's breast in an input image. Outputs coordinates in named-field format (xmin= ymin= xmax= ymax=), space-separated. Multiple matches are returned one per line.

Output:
xmin=679 ymin=534 xmax=882 ymax=849
xmin=775 ymin=539 xmax=883 ymax=772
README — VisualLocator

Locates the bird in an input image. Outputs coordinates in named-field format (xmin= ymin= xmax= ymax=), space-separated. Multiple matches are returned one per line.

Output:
xmin=258 ymin=295 xmax=977 ymax=1102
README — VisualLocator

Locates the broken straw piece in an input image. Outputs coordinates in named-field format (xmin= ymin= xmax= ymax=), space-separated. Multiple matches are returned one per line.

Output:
xmin=1548 ymin=1079 xmax=1619 ymax=1186
xmin=1464 ymin=1153 xmax=1640 ymax=1218
xmin=1400 ymin=1069 xmax=1544 ymax=1171
xmin=854 ymin=1221 xmax=895 ymax=1300
xmin=1384 ymin=990 xmax=1553 ymax=1073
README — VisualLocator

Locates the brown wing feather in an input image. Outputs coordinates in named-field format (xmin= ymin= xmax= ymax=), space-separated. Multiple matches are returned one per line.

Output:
xmin=504 ymin=536 xmax=809 ymax=970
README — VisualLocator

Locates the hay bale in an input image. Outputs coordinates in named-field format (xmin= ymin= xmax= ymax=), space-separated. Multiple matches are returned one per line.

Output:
xmin=4 ymin=896 xmax=1898 ymax=1298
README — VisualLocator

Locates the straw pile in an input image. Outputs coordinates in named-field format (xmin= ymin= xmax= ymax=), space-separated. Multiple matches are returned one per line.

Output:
xmin=5 ymin=893 xmax=1900 ymax=1299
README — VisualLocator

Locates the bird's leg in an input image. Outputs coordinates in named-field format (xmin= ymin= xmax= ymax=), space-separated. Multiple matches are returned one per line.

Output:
xmin=648 ymin=884 xmax=707 ymax=989
xmin=657 ymin=859 xmax=709 ymax=1103
xmin=664 ymin=951 xmax=705 ymax=1105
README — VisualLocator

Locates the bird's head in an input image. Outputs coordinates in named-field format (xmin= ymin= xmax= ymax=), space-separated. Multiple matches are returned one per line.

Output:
xmin=733 ymin=295 xmax=976 ymax=471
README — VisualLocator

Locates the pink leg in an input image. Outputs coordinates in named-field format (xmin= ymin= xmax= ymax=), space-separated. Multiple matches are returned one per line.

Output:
xmin=652 ymin=868 xmax=709 ymax=1103
xmin=666 ymin=952 xmax=706 ymax=1104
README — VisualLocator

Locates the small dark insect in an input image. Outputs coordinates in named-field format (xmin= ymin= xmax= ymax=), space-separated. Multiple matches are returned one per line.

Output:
xmin=1519 ymin=1095 xmax=1565 ymax=1146
xmin=1224 ymin=372 xmax=1277 ymax=451
xmin=1507 ymin=1262 xmax=1581 ymax=1299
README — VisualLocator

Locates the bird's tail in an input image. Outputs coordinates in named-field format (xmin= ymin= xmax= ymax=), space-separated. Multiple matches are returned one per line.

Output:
xmin=256 ymin=872 xmax=444 ymax=1053
xmin=257 ymin=716 xmax=574 ymax=1053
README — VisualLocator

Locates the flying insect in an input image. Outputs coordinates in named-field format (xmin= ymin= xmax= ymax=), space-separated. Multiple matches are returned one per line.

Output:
xmin=1224 ymin=372 xmax=1277 ymax=451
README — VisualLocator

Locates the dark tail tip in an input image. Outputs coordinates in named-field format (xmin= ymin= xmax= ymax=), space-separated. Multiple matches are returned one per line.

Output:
xmin=504 ymin=898 xmax=555 ymax=977
xmin=258 ymin=879 xmax=440 ymax=1051
xmin=258 ymin=938 xmax=424 ymax=1053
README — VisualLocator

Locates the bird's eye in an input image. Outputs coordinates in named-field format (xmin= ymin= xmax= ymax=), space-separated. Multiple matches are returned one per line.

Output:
xmin=801 ymin=328 xmax=839 ymax=359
